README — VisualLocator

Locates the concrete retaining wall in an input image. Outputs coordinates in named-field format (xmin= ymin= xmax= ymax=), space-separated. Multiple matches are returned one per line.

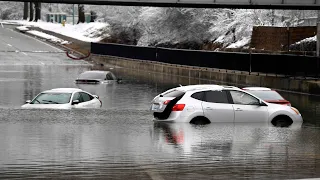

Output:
xmin=91 ymin=54 xmax=320 ymax=95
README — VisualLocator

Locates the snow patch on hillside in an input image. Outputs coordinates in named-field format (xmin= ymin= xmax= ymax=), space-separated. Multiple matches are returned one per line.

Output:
xmin=4 ymin=20 xmax=110 ymax=42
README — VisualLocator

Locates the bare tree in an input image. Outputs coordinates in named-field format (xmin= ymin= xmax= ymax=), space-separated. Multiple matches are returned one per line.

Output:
xmin=34 ymin=2 xmax=41 ymax=22
xmin=29 ymin=2 xmax=33 ymax=22
xmin=77 ymin=4 xmax=85 ymax=23
xmin=23 ymin=2 xmax=28 ymax=20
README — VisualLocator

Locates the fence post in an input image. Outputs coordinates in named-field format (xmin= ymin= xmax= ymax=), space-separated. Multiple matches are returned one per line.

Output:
xmin=155 ymin=46 xmax=158 ymax=62
xmin=249 ymin=51 xmax=252 ymax=75
xmin=316 ymin=57 xmax=320 ymax=80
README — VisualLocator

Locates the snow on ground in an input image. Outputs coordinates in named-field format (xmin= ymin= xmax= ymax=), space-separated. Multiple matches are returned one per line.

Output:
xmin=292 ymin=35 xmax=316 ymax=45
xmin=226 ymin=37 xmax=251 ymax=49
xmin=2 ymin=20 xmax=110 ymax=42
xmin=27 ymin=30 xmax=69 ymax=44
xmin=15 ymin=26 xmax=29 ymax=31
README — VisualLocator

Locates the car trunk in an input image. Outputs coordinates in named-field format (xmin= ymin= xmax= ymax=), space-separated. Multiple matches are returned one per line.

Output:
xmin=75 ymin=79 xmax=100 ymax=84
xmin=152 ymin=94 xmax=185 ymax=120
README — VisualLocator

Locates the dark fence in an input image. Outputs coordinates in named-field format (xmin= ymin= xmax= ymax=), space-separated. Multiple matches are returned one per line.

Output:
xmin=91 ymin=43 xmax=157 ymax=61
xmin=91 ymin=42 xmax=320 ymax=78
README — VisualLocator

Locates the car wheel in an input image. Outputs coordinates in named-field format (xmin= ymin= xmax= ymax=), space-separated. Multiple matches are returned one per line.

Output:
xmin=271 ymin=116 xmax=293 ymax=127
xmin=190 ymin=117 xmax=211 ymax=125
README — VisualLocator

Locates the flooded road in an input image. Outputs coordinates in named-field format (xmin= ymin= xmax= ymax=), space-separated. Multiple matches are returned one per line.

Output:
xmin=0 ymin=64 xmax=319 ymax=179
xmin=0 ymin=24 xmax=319 ymax=179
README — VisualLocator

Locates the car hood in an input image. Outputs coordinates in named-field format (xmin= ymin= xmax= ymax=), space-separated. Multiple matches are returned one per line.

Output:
xmin=265 ymin=102 xmax=289 ymax=109
xmin=265 ymin=99 xmax=290 ymax=105
xmin=21 ymin=103 xmax=71 ymax=109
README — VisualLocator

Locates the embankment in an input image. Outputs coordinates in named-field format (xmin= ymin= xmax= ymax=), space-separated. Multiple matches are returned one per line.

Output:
xmin=91 ymin=54 xmax=320 ymax=95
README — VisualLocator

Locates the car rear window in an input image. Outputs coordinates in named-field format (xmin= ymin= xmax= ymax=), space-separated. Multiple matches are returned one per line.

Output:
xmin=162 ymin=90 xmax=184 ymax=97
xmin=204 ymin=91 xmax=229 ymax=103
xmin=247 ymin=90 xmax=284 ymax=100
xmin=78 ymin=72 xmax=106 ymax=80
xmin=191 ymin=92 xmax=205 ymax=101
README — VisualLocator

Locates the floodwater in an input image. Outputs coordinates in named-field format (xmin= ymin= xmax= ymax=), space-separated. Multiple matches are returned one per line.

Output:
xmin=0 ymin=62 xmax=319 ymax=179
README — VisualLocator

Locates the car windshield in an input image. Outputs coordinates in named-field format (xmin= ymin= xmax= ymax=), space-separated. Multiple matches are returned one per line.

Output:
xmin=78 ymin=72 xmax=107 ymax=80
xmin=31 ymin=93 xmax=72 ymax=104
xmin=247 ymin=90 xmax=284 ymax=100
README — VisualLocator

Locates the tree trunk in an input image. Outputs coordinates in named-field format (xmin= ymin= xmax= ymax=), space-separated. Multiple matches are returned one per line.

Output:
xmin=34 ymin=2 xmax=41 ymax=22
xmin=29 ymin=2 xmax=33 ymax=22
xmin=77 ymin=4 xmax=85 ymax=24
xmin=23 ymin=2 xmax=28 ymax=20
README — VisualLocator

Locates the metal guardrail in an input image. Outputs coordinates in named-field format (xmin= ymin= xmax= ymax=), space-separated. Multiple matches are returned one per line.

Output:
xmin=91 ymin=42 xmax=320 ymax=79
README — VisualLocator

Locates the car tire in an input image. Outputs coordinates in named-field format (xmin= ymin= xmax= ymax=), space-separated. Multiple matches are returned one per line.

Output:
xmin=271 ymin=116 xmax=293 ymax=127
xmin=190 ymin=117 xmax=210 ymax=125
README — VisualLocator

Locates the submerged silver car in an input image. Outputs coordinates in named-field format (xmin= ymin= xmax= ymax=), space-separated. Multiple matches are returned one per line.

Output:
xmin=75 ymin=70 xmax=121 ymax=84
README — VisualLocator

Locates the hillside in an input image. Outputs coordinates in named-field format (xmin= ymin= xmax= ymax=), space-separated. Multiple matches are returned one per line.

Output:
xmin=0 ymin=2 xmax=318 ymax=50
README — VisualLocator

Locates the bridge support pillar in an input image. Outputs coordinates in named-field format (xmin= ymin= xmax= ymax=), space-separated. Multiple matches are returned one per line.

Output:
xmin=317 ymin=11 xmax=320 ymax=57
xmin=317 ymin=22 xmax=320 ymax=57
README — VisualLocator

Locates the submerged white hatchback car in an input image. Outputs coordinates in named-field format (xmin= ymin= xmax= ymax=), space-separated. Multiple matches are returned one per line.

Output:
xmin=150 ymin=85 xmax=303 ymax=126
xmin=21 ymin=88 xmax=102 ymax=109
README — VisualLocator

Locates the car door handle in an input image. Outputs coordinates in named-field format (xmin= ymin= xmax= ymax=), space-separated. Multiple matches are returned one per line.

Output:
xmin=235 ymin=108 xmax=243 ymax=111
xmin=205 ymin=107 xmax=213 ymax=110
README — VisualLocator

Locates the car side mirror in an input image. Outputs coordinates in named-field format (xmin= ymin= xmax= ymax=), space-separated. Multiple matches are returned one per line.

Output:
xmin=72 ymin=100 xmax=80 ymax=105
xmin=26 ymin=100 xmax=31 ymax=103
xmin=93 ymin=95 xmax=99 ymax=99
xmin=259 ymin=100 xmax=268 ymax=106
xmin=117 ymin=78 xmax=122 ymax=83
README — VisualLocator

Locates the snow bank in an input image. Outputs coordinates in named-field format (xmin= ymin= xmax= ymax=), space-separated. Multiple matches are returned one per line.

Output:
xmin=292 ymin=35 xmax=316 ymax=45
xmin=227 ymin=37 xmax=251 ymax=49
xmin=5 ymin=20 xmax=110 ymax=42
xmin=16 ymin=26 xmax=29 ymax=31
xmin=27 ymin=30 xmax=69 ymax=44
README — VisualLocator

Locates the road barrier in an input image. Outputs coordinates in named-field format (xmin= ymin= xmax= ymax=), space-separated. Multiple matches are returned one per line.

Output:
xmin=91 ymin=42 xmax=320 ymax=78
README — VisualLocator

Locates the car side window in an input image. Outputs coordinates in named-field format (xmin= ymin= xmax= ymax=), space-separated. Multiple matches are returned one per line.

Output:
xmin=80 ymin=92 xmax=92 ymax=102
xmin=229 ymin=90 xmax=259 ymax=105
xmin=191 ymin=91 xmax=205 ymax=101
xmin=72 ymin=92 xmax=82 ymax=102
xmin=106 ymin=73 xmax=113 ymax=80
xmin=204 ymin=90 xmax=229 ymax=103
xmin=111 ymin=73 xmax=117 ymax=80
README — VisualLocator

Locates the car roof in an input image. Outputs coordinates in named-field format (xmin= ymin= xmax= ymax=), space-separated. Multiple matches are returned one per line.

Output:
xmin=80 ymin=70 xmax=112 ymax=75
xmin=175 ymin=84 xmax=240 ymax=92
xmin=243 ymin=87 xmax=272 ymax=91
xmin=43 ymin=88 xmax=83 ymax=93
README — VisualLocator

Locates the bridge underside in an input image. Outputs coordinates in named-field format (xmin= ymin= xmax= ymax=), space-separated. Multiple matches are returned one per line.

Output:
xmin=4 ymin=0 xmax=320 ymax=10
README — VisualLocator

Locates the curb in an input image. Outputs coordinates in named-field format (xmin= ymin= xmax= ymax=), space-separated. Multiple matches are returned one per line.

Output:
xmin=15 ymin=26 xmax=89 ymax=59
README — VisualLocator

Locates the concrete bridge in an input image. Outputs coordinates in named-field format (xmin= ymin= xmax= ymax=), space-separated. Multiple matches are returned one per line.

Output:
xmin=5 ymin=0 xmax=320 ymax=9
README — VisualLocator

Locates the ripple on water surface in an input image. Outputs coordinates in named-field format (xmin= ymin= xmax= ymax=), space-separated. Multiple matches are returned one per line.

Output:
xmin=0 ymin=108 xmax=319 ymax=179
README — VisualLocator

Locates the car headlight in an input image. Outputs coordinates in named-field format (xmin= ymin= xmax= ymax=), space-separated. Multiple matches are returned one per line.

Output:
xmin=290 ymin=107 xmax=300 ymax=115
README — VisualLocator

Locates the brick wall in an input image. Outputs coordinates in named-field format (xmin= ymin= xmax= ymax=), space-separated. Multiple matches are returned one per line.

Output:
xmin=250 ymin=26 xmax=317 ymax=51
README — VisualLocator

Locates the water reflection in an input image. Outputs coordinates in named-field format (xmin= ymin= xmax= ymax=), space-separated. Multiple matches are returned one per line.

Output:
xmin=150 ymin=122 xmax=320 ymax=179
xmin=152 ymin=122 xmax=303 ymax=156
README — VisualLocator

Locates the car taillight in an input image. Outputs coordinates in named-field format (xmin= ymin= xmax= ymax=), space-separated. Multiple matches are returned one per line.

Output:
xmin=291 ymin=107 xmax=300 ymax=115
xmin=163 ymin=100 xmax=171 ymax=105
xmin=172 ymin=104 xmax=185 ymax=111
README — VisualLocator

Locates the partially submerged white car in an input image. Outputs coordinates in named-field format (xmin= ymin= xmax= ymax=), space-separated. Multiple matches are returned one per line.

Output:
xmin=21 ymin=88 xmax=102 ymax=109
xmin=150 ymin=84 xmax=303 ymax=126
xmin=75 ymin=70 xmax=120 ymax=84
